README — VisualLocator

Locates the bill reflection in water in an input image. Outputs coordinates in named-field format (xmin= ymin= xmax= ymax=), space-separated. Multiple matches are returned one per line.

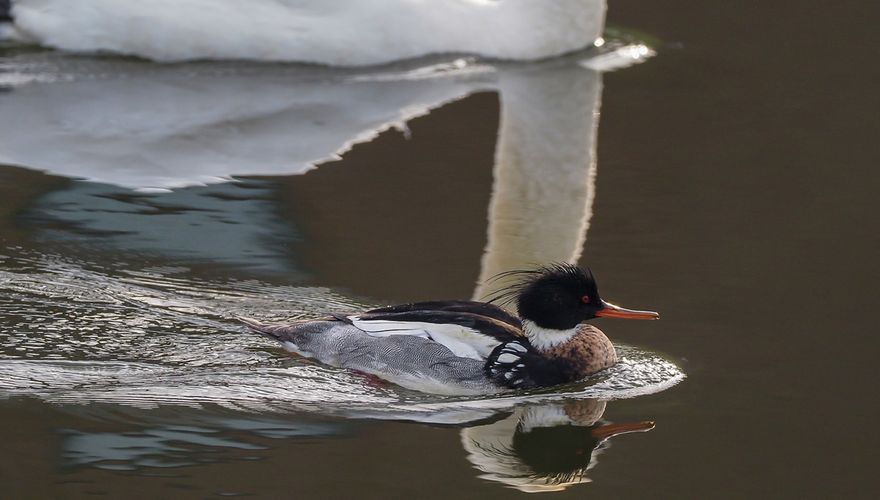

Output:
xmin=463 ymin=400 xmax=654 ymax=492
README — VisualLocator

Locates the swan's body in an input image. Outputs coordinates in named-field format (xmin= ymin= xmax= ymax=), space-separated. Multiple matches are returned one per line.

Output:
xmin=9 ymin=0 xmax=606 ymax=65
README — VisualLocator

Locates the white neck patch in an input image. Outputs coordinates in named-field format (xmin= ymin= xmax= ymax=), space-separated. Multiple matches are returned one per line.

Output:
xmin=522 ymin=320 xmax=577 ymax=351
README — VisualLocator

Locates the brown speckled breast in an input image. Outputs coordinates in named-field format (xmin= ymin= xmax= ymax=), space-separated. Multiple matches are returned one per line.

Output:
xmin=543 ymin=324 xmax=618 ymax=380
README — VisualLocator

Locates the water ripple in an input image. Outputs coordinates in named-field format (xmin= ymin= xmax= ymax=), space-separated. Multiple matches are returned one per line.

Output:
xmin=0 ymin=249 xmax=684 ymax=422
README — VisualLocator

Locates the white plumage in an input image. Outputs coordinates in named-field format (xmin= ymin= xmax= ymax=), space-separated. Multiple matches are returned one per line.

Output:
xmin=10 ymin=0 xmax=606 ymax=65
xmin=349 ymin=316 xmax=499 ymax=360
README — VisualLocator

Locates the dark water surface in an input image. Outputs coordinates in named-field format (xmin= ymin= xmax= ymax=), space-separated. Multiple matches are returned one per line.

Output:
xmin=1 ymin=1 xmax=878 ymax=498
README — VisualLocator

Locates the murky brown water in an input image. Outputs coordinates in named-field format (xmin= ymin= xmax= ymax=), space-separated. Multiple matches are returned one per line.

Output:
xmin=1 ymin=1 xmax=878 ymax=498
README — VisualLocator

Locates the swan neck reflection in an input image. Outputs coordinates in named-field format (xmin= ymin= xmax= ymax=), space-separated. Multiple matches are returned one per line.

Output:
xmin=475 ymin=65 xmax=602 ymax=303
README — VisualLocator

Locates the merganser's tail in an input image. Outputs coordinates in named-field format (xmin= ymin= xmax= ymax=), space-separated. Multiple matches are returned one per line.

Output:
xmin=1 ymin=2 xmax=35 ymax=43
xmin=237 ymin=316 xmax=275 ymax=336
xmin=237 ymin=316 xmax=325 ymax=341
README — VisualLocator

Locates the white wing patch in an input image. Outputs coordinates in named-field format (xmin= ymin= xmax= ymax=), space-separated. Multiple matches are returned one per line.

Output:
xmin=347 ymin=317 xmax=431 ymax=338
xmin=349 ymin=316 xmax=500 ymax=360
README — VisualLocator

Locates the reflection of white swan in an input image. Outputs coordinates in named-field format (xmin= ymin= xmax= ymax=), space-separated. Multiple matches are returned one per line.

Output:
xmin=474 ymin=63 xmax=602 ymax=301
xmin=472 ymin=48 xmax=655 ymax=302
xmin=461 ymin=400 xmax=653 ymax=492
xmin=0 ymin=48 xmax=652 ymax=277
xmin=0 ymin=0 xmax=651 ymax=275
xmin=0 ymin=57 xmax=490 ymax=190
xmin=10 ymin=0 xmax=606 ymax=65
xmin=0 ymin=44 xmax=648 ymax=191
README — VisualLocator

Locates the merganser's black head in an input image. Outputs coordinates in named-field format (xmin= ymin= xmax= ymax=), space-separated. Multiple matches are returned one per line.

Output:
xmin=490 ymin=263 xmax=659 ymax=330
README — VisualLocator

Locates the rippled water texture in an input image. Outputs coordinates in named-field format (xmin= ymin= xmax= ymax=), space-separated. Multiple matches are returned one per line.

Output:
xmin=2 ymin=1 xmax=878 ymax=497
xmin=0 ymin=248 xmax=682 ymax=420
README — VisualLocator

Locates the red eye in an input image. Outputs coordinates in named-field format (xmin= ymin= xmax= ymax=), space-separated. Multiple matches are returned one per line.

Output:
xmin=581 ymin=295 xmax=591 ymax=304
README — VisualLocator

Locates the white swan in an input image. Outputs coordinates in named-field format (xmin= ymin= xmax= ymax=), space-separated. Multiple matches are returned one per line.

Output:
xmin=8 ymin=0 xmax=606 ymax=65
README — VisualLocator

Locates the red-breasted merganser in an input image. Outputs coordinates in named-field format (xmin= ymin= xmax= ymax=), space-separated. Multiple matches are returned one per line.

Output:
xmin=240 ymin=264 xmax=658 ymax=395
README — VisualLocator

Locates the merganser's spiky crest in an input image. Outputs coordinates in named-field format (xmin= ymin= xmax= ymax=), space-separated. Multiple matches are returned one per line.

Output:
xmin=484 ymin=263 xmax=596 ymax=306
xmin=485 ymin=263 xmax=601 ymax=330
